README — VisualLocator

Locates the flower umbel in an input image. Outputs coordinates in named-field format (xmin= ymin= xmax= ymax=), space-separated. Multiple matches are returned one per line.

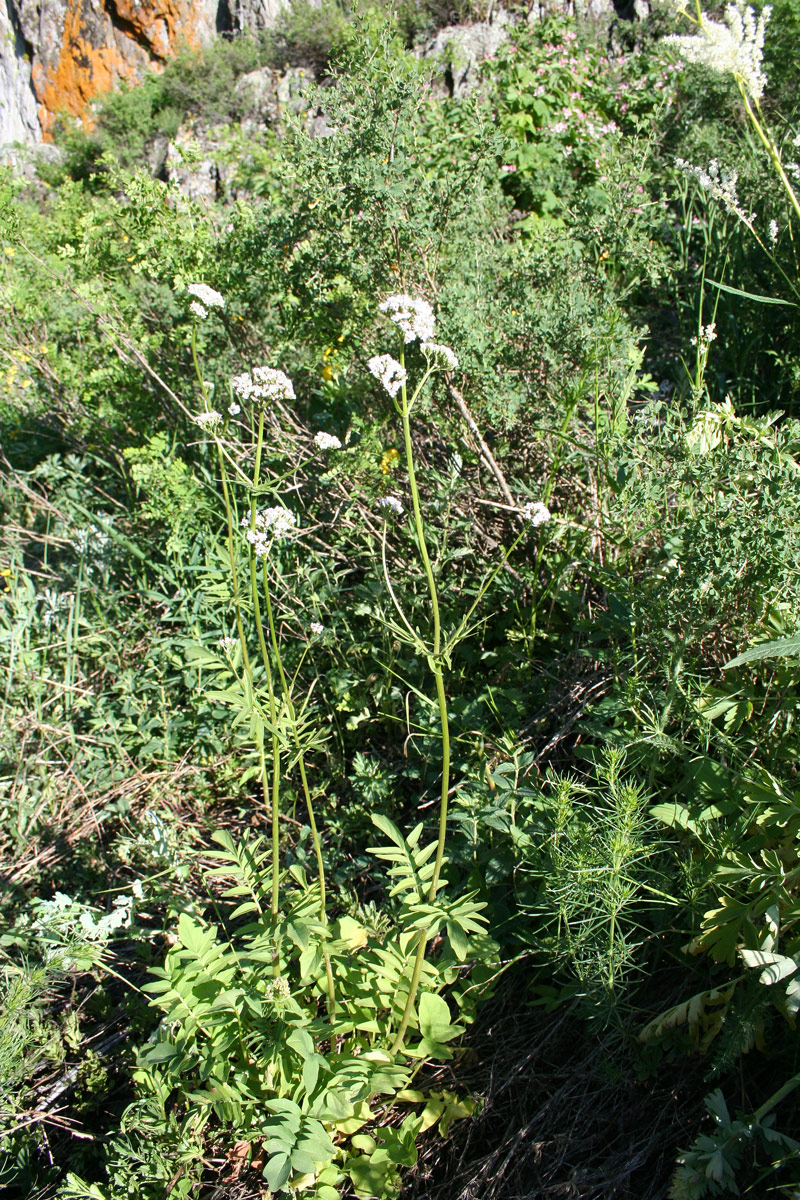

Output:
xmin=242 ymin=507 xmax=298 ymax=556
xmin=368 ymin=354 xmax=407 ymax=399
xmin=377 ymin=495 xmax=404 ymax=517
xmin=314 ymin=431 xmax=342 ymax=450
xmin=231 ymin=367 xmax=296 ymax=405
xmin=521 ymin=500 xmax=551 ymax=528
xmin=188 ymin=282 xmax=226 ymax=310
xmin=379 ymin=294 xmax=436 ymax=343
xmin=193 ymin=410 xmax=223 ymax=430
xmin=421 ymin=342 xmax=459 ymax=370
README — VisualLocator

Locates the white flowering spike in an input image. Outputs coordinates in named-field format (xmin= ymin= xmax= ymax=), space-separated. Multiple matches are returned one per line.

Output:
xmin=188 ymin=282 xmax=226 ymax=309
xmin=665 ymin=1 xmax=772 ymax=103
xmin=314 ymin=431 xmax=342 ymax=450
xmin=377 ymin=495 xmax=405 ymax=517
xmin=231 ymin=366 xmax=296 ymax=406
xmin=242 ymin=507 xmax=297 ymax=556
xmin=368 ymin=354 xmax=408 ymax=399
xmin=193 ymin=409 xmax=223 ymax=430
xmin=379 ymin=294 xmax=436 ymax=343
xmin=675 ymin=157 xmax=754 ymax=225
xmin=309 ymin=621 xmax=324 ymax=636
xmin=190 ymin=300 xmax=209 ymax=319
xmin=422 ymin=342 xmax=459 ymax=370
xmin=521 ymin=500 xmax=551 ymax=528
xmin=769 ymin=218 xmax=779 ymax=244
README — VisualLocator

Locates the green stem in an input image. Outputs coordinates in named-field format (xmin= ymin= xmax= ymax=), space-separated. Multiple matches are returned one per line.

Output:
xmin=742 ymin=91 xmax=800 ymax=225
xmin=247 ymin=411 xmax=283 ymax=973
xmin=390 ymin=348 xmax=451 ymax=1056
xmin=262 ymin=561 xmax=337 ymax=1018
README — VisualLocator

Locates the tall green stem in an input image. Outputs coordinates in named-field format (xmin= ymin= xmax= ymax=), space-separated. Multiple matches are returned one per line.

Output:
xmin=390 ymin=348 xmax=451 ymax=1055
xmin=262 ymin=563 xmax=337 ymax=1018
xmin=247 ymin=411 xmax=283 ymax=971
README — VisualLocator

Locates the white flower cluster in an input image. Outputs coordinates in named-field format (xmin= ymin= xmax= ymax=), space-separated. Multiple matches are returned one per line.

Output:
xmin=521 ymin=500 xmax=551 ymax=527
xmin=377 ymin=495 xmax=404 ymax=517
xmin=231 ymin=366 xmax=296 ymax=405
xmin=193 ymin=409 xmax=223 ymax=430
xmin=665 ymin=1 xmax=772 ymax=103
xmin=218 ymin=636 xmax=238 ymax=653
xmin=265 ymin=976 xmax=291 ymax=1002
xmin=309 ymin=620 xmax=324 ymax=636
xmin=242 ymin=506 xmax=297 ymax=556
xmin=422 ymin=342 xmax=459 ymax=370
xmin=368 ymin=354 xmax=408 ymax=398
xmin=691 ymin=322 xmax=718 ymax=347
xmin=314 ymin=431 xmax=342 ymax=450
xmin=187 ymin=282 xmax=226 ymax=319
xmin=769 ymin=218 xmax=779 ymax=244
xmin=675 ymin=157 xmax=753 ymax=225
xmin=379 ymin=294 xmax=436 ymax=343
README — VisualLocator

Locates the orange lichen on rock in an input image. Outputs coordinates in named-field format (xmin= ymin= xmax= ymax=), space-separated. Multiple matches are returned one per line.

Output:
xmin=33 ymin=0 xmax=208 ymax=139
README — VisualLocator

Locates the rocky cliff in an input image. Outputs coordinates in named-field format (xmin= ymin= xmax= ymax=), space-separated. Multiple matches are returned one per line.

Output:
xmin=1 ymin=0 xmax=288 ymax=144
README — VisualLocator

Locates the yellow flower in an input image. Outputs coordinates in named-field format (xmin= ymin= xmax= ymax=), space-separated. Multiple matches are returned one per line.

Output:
xmin=4 ymin=246 xmax=15 ymax=257
xmin=321 ymin=365 xmax=334 ymax=381
xmin=380 ymin=448 xmax=400 ymax=474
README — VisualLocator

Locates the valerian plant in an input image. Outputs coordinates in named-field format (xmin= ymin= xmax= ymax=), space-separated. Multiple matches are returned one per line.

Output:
xmin=120 ymin=289 xmax=550 ymax=1197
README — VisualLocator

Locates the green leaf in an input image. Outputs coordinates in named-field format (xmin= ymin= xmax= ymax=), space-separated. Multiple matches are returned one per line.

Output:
xmin=707 ymin=278 xmax=797 ymax=306
xmin=264 ymin=1152 xmax=292 ymax=1192
xmin=724 ymin=635 xmax=800 ymax=669
xmin=418 ymin=992 xmax=459 ymax=1043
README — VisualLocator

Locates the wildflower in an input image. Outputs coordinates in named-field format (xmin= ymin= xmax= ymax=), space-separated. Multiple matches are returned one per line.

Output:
xmin=218 ymin=636 xmax=238 ymax=653
xmin=228 ymin=402 xmax=241 ymax=416
xmin=665 ymin=1 xmax=772 ymax=103
xmin=368 ymin=354 xmax=407 ymax=398
xmin=190 ymin=300 xmax=209 ymax=319
xmin=769 ymin=218 xmax=779 ymax=243
xmin=193 ymin=410 xmax=223 ymax=430
xmin=309 ymin=621 xmax=324 ymax=636
xmin=187 ymin=282 xmax=225 ymax=310
xmin=314 ymin=431 xmax=342 ymax=450
xmin=422 ymin=342 xmax=459 ymax=370
xmin=380 ymin=447 xmax=400 ymax=474
xmin=691 ymin=323 xmax=718 ymax=348
xmin=675 ymin=157 xmax=754 ymax=225
xmin=379 ymin=294 xmax=436 ymax=343
xmin=521 ymin=500 xmax=551 ymax=527
xmin=242 ymin=507 xmax=297 ymax=556
xmin=377 ymin=495 xmax=404 ymax=517
xmin=231 ymin=366 xmax=296 ymax=405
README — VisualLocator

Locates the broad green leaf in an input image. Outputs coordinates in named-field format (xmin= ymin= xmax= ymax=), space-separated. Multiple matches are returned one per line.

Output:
xmin=418 ymin=992 xmax=459 ymax=1043
xmin=264 ymin=1151 xmax=291 ymax=1192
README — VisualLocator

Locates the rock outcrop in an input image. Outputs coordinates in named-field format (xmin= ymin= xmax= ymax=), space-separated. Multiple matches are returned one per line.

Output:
xmin=1 ymin=0 xmax=293 ymax=144
xmin=1 ymin=0 xmax=42 ymax=143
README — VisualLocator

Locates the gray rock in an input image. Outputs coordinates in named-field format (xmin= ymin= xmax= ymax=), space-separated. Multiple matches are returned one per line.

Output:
xmin=0 ymin=139 xmax=60 ymax=176
xmin=166 ymin=129 xmax=219 ymax=203
xmin=145 ymin=133 xmax=170 ymax=179
xmin=234 ymin=65 xmax=279 ymax=124
xmin=233 ymin=0 xmax=294 ymax=32
xmin=421 ymin=11 xmax=510 ymax=99
xmin=0 ymin=0 xmax=41 ymax=145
